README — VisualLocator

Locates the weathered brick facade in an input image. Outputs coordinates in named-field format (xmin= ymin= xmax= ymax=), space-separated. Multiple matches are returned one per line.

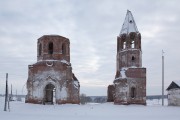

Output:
xmin=25 ymin=35 xmax=80 ymax=104
xmin=107 ymin=10 xmax=146 ymax=105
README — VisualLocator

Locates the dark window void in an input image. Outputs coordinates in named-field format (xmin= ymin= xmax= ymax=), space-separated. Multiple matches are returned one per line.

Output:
xmin=39 ymin=43 xmax=42 ymax=56
xmin=132 ymin=56 xmax=135 ymax=61
xmin=62 ymin=43 xmax=66 ymax=55
xmin=48 ymin=42 xmax=53 ymax=54
xmin=131 ymin=87 xmax=136 ymax=98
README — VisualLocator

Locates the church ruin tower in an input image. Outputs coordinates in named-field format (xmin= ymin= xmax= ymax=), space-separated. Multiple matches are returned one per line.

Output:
xmin=26 ymin=35 xmax=80 ymax=104
xmin=107 ymin=10 xmax=146 ymax=105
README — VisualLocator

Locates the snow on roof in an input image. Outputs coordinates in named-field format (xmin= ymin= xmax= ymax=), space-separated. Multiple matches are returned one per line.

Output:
xmin=60 ymin=59 xmax=70 ymax=65
xmin=120 ymin=10 xmax=139 ymax=35
xmin=173 ymin=80 xmax=180 ymax=87
xmin=35 ymin=59 xmax=70 ymax=65
xmin=120 ymin=48 xmax=140 ymax=53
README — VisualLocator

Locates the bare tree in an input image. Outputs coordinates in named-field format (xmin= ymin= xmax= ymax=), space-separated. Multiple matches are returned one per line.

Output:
xmin=80 ymin=93 xmax=87 ymax=105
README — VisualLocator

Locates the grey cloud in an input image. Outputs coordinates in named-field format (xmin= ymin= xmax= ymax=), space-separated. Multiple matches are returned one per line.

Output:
xmin=0 ymin=0 xmax=180 ymax=96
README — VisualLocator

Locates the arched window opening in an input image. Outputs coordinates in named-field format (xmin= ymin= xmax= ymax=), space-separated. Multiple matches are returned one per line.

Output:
xmin=48 ymin=42 xmax=53 ymax=54
xmin=131 ymin=41 xmax=135 ymax=48
xmin=131 ymin=87 xmax=136 ymax=98
xmin=132 ymin=56 xmax=135 ymax=61
xmin=123 ymin=42 xmax=126 ymax=49
xmin=39 ymin=43 xmax=42 ymax=56
xmin=62 ymin=43 xmax=66 ymax=55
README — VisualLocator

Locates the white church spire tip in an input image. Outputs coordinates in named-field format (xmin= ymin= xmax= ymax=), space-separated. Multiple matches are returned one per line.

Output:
xmin=120 ymin=10 xmax=139 ymax=35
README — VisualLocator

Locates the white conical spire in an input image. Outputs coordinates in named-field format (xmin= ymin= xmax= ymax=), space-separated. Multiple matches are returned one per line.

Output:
xmin=120 ymin=10 xmax=138 ymax=35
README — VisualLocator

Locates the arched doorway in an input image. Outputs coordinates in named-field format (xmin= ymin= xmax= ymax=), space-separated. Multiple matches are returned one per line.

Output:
xmin=44 ymin=84 xmax=55 ymax=104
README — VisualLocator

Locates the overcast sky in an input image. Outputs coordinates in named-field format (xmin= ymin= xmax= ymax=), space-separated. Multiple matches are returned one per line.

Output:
xmin=0 ymin=0 xmax=180 ymax=96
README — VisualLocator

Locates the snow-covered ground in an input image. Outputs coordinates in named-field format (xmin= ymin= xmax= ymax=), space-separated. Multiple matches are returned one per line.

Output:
xmin=0 ymin=97 xmax=180 ymax=120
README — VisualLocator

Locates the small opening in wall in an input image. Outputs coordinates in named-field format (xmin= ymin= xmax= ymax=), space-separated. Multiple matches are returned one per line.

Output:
xmin=131 ymin=87 xmax=136 ymax=98
xmin=132 ymin=56 xmax=135 ymax=61
xmin=48 ymin=42 xmax=53 ymax=54
xmin=123 ymin=42 xmax=126 ymax=49
xmin=131 ymin=41 xmax=135 ymax=48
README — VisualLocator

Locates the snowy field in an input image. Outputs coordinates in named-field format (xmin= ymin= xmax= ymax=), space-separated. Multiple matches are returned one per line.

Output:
xmin=0 ymin=97 xmax=180 ymax=120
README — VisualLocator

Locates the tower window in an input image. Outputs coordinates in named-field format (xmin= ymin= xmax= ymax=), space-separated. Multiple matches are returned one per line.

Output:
xmin=123 ymin=42 xmax=126 ymax=49
xmin=132 ymin=56 xmax=135 ymax=61
xmin=131 ymin=87 xmax=136 ymax=98
xmin=39 ymin=43 xmax=42 ymax=56
xmin=48 ymin=42 xmax=53 ymax=54
xmin=131 ymin=41 xmax=135 ymax=48
xmin=62 ymin=43 xmax=66 ymax=55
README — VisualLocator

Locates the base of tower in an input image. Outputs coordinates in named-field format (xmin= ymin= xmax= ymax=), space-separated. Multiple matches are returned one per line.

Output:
xmin=25 ymin=98 xmax=80 ymax=105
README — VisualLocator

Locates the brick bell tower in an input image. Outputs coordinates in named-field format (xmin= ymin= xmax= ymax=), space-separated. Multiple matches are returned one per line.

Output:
xmin=26 ymin=35 xmax=80 ymax=104
xmin=107 ymin=10 xmax=146 ymax=105
xmin=116 ymin=10 xmax=142 ymax=74
xmin=37 ymin=35 xmax=70 ymax=62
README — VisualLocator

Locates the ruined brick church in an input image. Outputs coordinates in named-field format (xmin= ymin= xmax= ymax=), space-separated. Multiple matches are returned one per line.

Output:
xmin=25 ymin=35 xmax=80 ymax=104
xmin=107 ymin=10 xmax=146 ymax=105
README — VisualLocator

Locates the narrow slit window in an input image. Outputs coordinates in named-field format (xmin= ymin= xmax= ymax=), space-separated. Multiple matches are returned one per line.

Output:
xmin=131 ymin=41 xmax=135 ymax=48
xmin=48 ymin=42 xmax=53 ymax=54
xmin=132 ymin=56 xmax=135 ymax=61
xmin=131 ymin=87 xmax=136 ymax=98
xmin=123 ymin=42 xmax=126 ymax=49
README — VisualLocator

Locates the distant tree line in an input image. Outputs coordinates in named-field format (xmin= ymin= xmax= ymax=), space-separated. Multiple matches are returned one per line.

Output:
xmin=79 ymin=94 xmax=168 ymax=105
xmin=80 ymin=94 xmax=107 ymax=105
